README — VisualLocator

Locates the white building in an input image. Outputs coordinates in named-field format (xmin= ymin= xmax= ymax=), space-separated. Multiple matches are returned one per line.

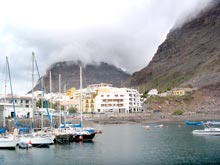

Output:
xmin=95 ymin=87 xmax=129 ymax=113
xmin=148 ymin=88 xmax=158 ymax=96
xmin=80 ymin=84 xmax=143 ymax=113
xmin=0 ymin=94 xmax=34 ymax=119
xmin=0 ymin=103 xmax=33 ymax=119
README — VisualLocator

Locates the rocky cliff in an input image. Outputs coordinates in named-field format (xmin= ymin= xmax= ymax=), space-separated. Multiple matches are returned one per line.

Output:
xmin=34 ymin=61 xmax=130 ymax=93
xmin=125 ymin=1 xmax=220 ymax=93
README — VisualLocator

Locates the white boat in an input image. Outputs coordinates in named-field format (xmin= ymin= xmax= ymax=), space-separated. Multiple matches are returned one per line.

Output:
xmin=192 ymin=127 xmax=220 ymax=135
xmin=18 ymin=133 xmax=54 ymax=147
xmin=192 ymin=122 xmax=220 ymax=136
xmin=0 ymin=58 xmax=17 ymax=150
xmin=17 ymin=54 xmax=54 ymax=148
xmin=0 ymin=135 xmax=17 ymax=150
xmin=18 ymin=141 xmax=32 ymax=149
xmin=154 ymin=124 xmax=163 ymax=128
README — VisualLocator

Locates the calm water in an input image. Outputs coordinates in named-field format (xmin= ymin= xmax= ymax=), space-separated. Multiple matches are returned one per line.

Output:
xmin=1 ymin=122 xmax=220 ymax=165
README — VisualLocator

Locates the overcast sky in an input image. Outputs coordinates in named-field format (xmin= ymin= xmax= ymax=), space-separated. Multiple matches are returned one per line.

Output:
xmin=0 ymin=0 xmax=213 ymax=94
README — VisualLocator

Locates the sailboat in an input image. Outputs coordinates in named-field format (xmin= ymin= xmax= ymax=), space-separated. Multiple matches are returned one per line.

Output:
xmin=18 ymin=52 xmax=54 ymax=148
xmin=71 ymin=64 xmax=98 ymax=142
xmin=0 ymin=57 xmax=18 ymax=150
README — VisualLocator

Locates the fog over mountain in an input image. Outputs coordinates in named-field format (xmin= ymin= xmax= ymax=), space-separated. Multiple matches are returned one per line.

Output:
xmin=124 ymin=1 xmax=220 ymax=92
xmin=0 ymin=0 xmax=213 ymax=94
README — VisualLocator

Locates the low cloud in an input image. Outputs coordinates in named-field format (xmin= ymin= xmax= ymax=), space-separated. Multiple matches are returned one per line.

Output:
xmin=0 ymin=0 xmax=213 ymax=94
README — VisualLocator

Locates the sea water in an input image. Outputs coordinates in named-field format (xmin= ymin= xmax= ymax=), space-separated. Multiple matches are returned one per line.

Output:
xmin=1 ymin=122 xmax=220 ymax=165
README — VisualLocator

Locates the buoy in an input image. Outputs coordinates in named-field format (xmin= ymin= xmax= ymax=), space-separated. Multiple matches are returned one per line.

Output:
xmin=79 ymin=135 xmax=83 ymax=140
xmin=97 ymin=130 xmax=102 ymax=134
xmin=145 ymin=126 xmax=150 ymax=131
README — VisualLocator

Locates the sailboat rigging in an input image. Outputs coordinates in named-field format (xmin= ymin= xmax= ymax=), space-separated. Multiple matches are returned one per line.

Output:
xmin=0 ymin=57 xmax=18 ymax=149
xmin=6 ymin=57 xmax=18 ymax=128
xmin=34 ymin=56 xmax=52 ymax=127
xmin=18 ymin=52 xmax=54 ymax=148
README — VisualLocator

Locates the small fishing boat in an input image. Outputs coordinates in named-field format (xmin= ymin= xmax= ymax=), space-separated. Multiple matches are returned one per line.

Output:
xmin=192 ymin=122 xmax=220 ymax=136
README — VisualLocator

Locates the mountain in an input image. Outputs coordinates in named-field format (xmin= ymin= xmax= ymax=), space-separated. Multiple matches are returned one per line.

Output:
xmin=124 ymin=1 xmax=220 ymax=93
xmin=34 ymin=61 xmax=130 ymax=93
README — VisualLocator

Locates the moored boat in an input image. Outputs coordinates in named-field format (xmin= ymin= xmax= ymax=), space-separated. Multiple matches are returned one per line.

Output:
xmin=192 ymin=122 xmax=220 ymax=136
xmin=0 ymin=134 xmax=17 ymax=150
xmin=0 ymin=57 xmax=18 ymax=150
xmin=192 ymin=127 xmax=220 ymax=136
xmin=185 ymin=120 xmax=203 ymax=126
xmin=18 ymin=133 xmax=54 ymax=147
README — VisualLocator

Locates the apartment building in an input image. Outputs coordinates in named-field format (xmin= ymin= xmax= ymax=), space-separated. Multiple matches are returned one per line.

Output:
xmin=67 ymin=83 xmax=143 ymax=114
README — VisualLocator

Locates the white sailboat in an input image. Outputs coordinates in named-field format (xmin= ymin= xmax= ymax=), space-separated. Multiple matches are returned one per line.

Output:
xmin=0 ymin=134 xmax=17 ymax=149
xmin=18 ymin=52 xmax=54 ymax=148
xmin=0 ymin=57 xmax=17 ymax=150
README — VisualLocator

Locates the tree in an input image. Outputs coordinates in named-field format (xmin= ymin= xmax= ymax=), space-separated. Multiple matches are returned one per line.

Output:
xmin=68 ymin=106 xmax=78 ymax=113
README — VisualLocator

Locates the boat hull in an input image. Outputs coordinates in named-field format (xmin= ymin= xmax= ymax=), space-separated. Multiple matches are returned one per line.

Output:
xmin=73 ymin=133 xmax=96 ymax=142
xmin=0 ymin=137 xmax=17 ymax=150
xmin=192 ymin=128 xmax=220 ymax=136
xmin=19 ymin=136 xmax=54 ymax=147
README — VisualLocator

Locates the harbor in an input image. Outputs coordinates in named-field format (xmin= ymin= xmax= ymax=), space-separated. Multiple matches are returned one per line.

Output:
xmin=1 ymin=123 xmax=220 ymax=164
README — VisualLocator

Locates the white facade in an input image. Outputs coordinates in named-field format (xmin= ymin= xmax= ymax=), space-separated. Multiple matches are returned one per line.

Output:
xmin=63 ymin=83 xmax=143 ymax=114
xmin=125 ymin=88 xmax=143 ymax=113
xmin=148 ymin=88 xmax=158 ymax=96
xmin=92 ymin=86 xmax=143 ymax=113
xmin=0 ymin=103 xmax=33 ymax=119
xmin=0 ymin=95 xmax=32 ymax=108
xmin=95 ymin=87 xmax=129 ymax=113
xmin=0 ymin=94 xmax=34 ymax=119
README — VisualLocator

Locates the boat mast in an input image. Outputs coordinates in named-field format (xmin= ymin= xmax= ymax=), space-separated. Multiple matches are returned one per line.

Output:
xmin=35 ymin=57 xmax=52 ymax=127
xmin=50 ymin=71 xmax=53 ymax=128
xmin=32 ymin=52 xmax=35 ymax=129
xmin=80 ymin=65 xmax=83 ymax=127
xmin=3 ymin=59 xmax=8 ymax=128
xmin=6 ymin=56 xmax=17 ymax=128
xmin=59 ymin=74 xmax=61 ymax=128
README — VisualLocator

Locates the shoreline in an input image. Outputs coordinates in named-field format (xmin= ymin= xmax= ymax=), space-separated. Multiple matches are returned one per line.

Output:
xmin=3 ymin=112 xmax=220 ymax=131
xmin=84 ymin=112 xmax=220 ymax=125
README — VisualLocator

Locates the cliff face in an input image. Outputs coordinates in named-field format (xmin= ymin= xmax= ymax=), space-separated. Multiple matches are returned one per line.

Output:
xmin=34 ymin=61 xmax=130 ymax=93
xmin=125 ymin=2 xmax=220 ymax=92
